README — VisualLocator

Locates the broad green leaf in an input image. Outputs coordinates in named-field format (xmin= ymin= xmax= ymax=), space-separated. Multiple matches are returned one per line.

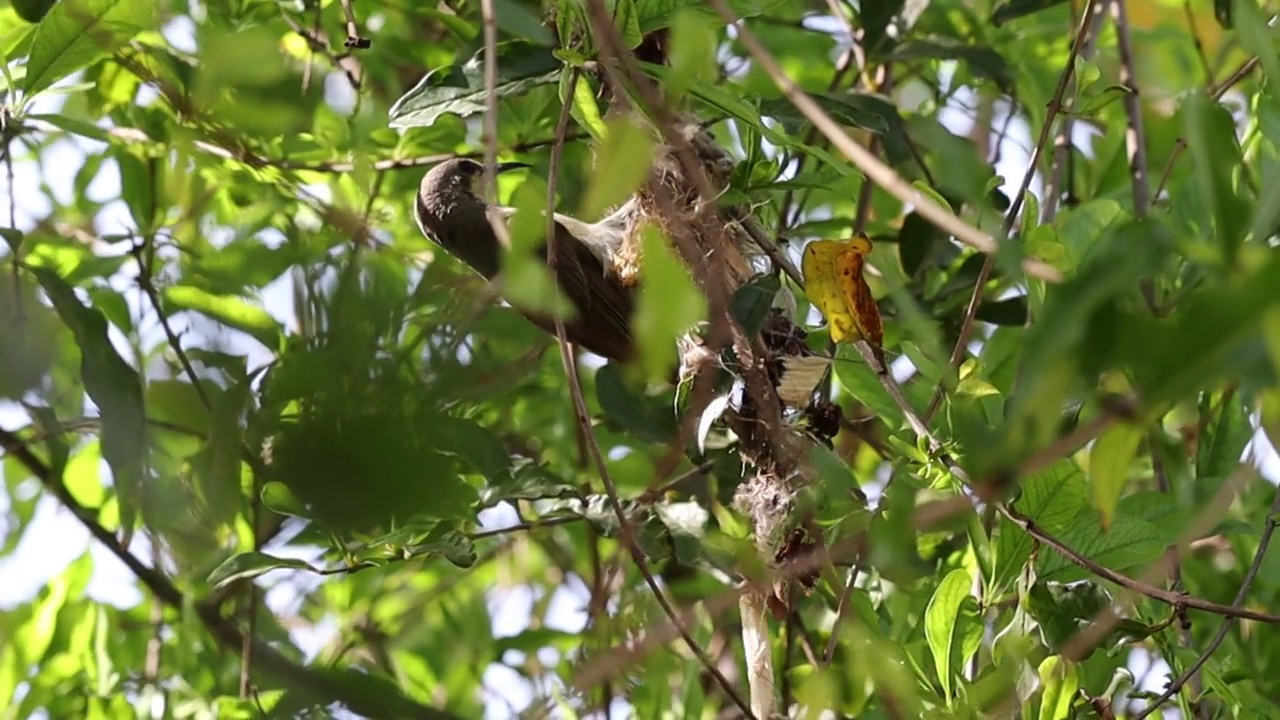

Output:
xmin=579 ymin=115 xmax=655 ymax=220
xmin=34 ymin=268 xmax=145 ymax=538
xmin=388 ymin=42 xmax=561 ymax=128
xmin=0 ymin=272 xmax=59 ymax=400
xmin=492 ymin=0 xmax=553 ymax=45
xmin=992 ymin=0 xmax=1068 ymax=26
xmin=63 ymin=438 xmax=105 ymax=508
xmin=207 ymin=551 xmax=318 ymax=589
xmin=480 ymin=461 xmax=577 ymax=504
xmin=1036 ymin=656 xmax=1078 ymax=720
xmin=190 ymin=380 xmax=248 ymax=530
xmin=23 ymin=0 xmax=157 ymax=98
xmin=567 ymin=70 xmax=606 ymax=141
xmin=1025 ymin=580 xmax=1115 ymax=656
xmin=992 ymin=461 xmax=1087 ymax=594
xmin=761 ymin=94 xmax=893 ymax=135
xmin=1122 ymin=251 xmax=1280 ymax=404
xmin=1070 ymin=84 xmax=1134 ymax=118
xmin=1088 ymin=422 xmax=1142 ymax=529
xmin=162 ymin=285 xmax=285 ymax=350
xmin=634 ymin=224 xmax=707 ymax=382
xmin=886 ymin=38 xmax=1013 ymax=91
xmin=596 ymin=360 xmax=675 ymax=442
xmin=114 ymin=147 xmax=156 ymax=232
xmin=30 ymin=111 xmax=111 ymax=141
xmin=729 ymin=273 xmax=781 ymax=337
xmin=624 ymin=0 xmax=784 ymax=33
xmin=924 ymin=568 xmax=977 ymax=702
xmin=436 ymin=415 xmax=512 ymax=479
xmin=1037 ymin=516 xmax=1164 ymax=583
xmin=666 ymin=9 xmax=717 ymax=102
xmin=1184 ymin=90 xmax=1250 ymax=263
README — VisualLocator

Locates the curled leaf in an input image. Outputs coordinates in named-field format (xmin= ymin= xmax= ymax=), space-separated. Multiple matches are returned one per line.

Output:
xmin=802 ymin=234 xmax=886 ymax=368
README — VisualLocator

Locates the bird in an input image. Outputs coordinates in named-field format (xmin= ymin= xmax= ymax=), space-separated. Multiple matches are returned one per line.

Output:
xmin=414 ymin=157 xmax=639 ymax=363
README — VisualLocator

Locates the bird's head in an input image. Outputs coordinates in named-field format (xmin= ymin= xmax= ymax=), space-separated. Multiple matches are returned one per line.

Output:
xmin=419 ymin=158 xmax=530 ymax=206
xmin=415 ymin=158 xmax=530 ymax=276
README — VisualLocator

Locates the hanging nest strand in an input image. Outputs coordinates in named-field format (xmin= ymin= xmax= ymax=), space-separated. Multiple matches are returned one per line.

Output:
xmin=594 ymin=76 xmax=827 ymax=615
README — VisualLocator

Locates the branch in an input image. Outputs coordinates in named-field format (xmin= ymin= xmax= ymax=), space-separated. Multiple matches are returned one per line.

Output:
xmin=999 ymin=501 xmax=1280 ymax=625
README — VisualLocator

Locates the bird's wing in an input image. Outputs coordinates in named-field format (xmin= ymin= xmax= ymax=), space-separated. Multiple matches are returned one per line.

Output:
xmin=546 ymin=221 xmax=636 ymax=361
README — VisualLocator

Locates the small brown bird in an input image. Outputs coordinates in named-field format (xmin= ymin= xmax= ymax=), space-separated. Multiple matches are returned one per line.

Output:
xmin=414 ymin=158 xmax=638 ymax=362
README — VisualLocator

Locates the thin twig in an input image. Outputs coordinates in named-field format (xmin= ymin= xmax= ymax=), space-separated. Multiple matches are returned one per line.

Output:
xmin=924 ymin=0 xmax=1102 ymax=424
xmin=338 ymin=0 xmax=370 ymax=48
xmin=1113 ymin=0 xmax=1150 ymax=218
xmin=703 ymin=0 xmax=1063 ymax=283
xmin=133 ymin=239 xmax=212 ymax=410
xmin=822 ymin=563 xmax=862 ymax=665
xmin=1183 ymin=0 xmax=1214 ymax=85
xmin=1040 ymin=4 xmax=1108 ymax=223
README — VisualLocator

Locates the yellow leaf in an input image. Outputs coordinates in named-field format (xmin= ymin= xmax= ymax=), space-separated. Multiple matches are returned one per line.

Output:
xmin=802 ymin=233 xmax=886 ymax=367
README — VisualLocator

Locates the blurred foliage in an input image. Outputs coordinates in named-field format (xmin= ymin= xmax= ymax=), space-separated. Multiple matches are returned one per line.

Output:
xmin=0 ymin=0 xmax=1279 ymax=717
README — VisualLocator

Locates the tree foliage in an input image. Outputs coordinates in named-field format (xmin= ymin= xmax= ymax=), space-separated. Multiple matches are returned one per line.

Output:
xmin=1 ymin=0 xmax=1279 ymax=718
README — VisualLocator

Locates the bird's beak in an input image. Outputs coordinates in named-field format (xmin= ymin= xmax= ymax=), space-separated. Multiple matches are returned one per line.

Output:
xmin=496 ymin=161 xmax=532 ymax=174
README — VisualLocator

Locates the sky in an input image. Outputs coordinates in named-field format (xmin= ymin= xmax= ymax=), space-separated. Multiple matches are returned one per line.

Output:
xmin=1 ymin=12 xmax=1278 ymax=720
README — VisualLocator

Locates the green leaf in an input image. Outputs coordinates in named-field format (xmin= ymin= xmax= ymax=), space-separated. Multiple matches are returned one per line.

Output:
xmin=1025 ymin=580 xmax=1116 ymax=656
xmin=1196 ymin=392 xmax=1251 ymax=483
xmin=261 ymin=481 xmax=307 ymax=518
xmin=190 ymin=381 xmax=247 ymax=530
xmin=29 ymin=112 xmax=110 ymax=141
xmin=1123 ymin=251 xmax=1280 ymax=404
xmin=886 ymin=38 xmax=1013 ymax=91
xmin=643 ymin=64 xmax=857 ymax=174
xmin=1183 ymin=90 xmax=1250 ymax=263
xmin=34 ymin=268 xmax=145 ymax=539
xmin=1070 ymin=84 xmax=1134 ymax=118
xmin=626 ymin=0 xmax=784 ymax=33
xmin=114 ymin=147 xmax=156 ymax=232
xmin=1037 ymin=516 xmax=1164 ymax=583
xmin=991 ymin=0 xmax=1068 ymax=26
xmin=924 ymin=568 xmax=979 ymax=702
xmin=634 ymin=224 xmax=707 ymax=383
xmin=579 ymin=115 xmax=655 ymax=219
xmin=566 ymin=70 xmax=607 ymax=141
xmin=975 ymin=297 xmax=1028 ymax=326
xmin=1036 ymin=655 xmax=1079 ymax=720
xmin=23 ymin=0 xmax=157 ymax=99
xmin=480 ymin=461 xmax=577 ymax=504
xmin=388 ymin=42 xmax=561 ymax=128
xmin=992 ymin=461 xmax=1087 ymax=593
xmin=729 ymin=273 xmax=780 ymax=337
xmin=161 ymin=285 xmax=285 ymax=350
xmin=492 ymin=0 xmax=553 ymax=45
xmin=1088 ymin=422 xmax=1142 ymax=530
xmin=595 ymin=361 xmax=674 ymax=442
xmin=760 ymin=92 xmax=898 ymax=136
xmin=436 ymin=415 xmax=512 ymax=480
xmin=666 ymin=9 xmax=717 ymax=102
xmin=207 ymin=551 xmax=318 ymax=590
